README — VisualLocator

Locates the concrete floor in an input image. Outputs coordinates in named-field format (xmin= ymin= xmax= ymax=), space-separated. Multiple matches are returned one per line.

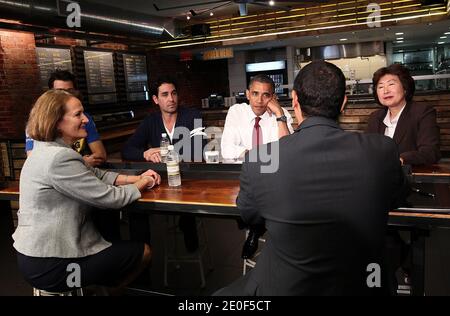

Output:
xmin=2 ymin=212 xmax=450 ymax=296
xmin=1 ymin=214 xmax=247 ymax=296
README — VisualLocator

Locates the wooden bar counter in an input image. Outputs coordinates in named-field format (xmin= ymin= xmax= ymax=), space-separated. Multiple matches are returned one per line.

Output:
xmin=1 ymin=162 xmax=450 ymax=296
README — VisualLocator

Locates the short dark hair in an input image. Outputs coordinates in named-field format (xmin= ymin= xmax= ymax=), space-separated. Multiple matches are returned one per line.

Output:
xmin=372 ymin=64 xmax=415 ymax=104
xmin=48 ymin=70 xmax=76 ymax=89
xmin=248 ymin=74 xmax=275 ymax=94
xmin=293 ymin=60 xmax=346 ymax=120
xmin=150 ymin=76 xmax=178 ymax=97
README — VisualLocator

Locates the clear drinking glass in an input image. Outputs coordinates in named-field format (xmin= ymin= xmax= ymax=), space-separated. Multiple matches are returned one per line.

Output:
xmin=204 ymin=151 xmax=220 ymax=163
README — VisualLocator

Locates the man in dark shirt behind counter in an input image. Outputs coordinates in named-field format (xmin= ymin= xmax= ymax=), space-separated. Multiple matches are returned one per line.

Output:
xmin=122 ymin=77 xmax=203 ymax=286
xmin=121 ymin=77 xmax=203 ymax=162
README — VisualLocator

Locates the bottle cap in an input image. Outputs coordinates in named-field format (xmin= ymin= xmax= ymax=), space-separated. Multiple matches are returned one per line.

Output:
xmin=168 ymin=145 xmax=174 ymax=150
xmin=162 ymin=133 xmax=167 ymax=137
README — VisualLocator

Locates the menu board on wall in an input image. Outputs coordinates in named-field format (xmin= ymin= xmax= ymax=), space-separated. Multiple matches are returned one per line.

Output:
xmin=83 ymin=50 xmax=117 ymax=104
xmin=123 ymin=54 xmax=148 ymax=102
xmin=36 ymin=47 xmax=72 ymax=90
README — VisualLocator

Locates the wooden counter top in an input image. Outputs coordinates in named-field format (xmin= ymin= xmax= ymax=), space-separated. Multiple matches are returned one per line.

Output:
xmin=139 ymin=178 xmax=239 ymax=208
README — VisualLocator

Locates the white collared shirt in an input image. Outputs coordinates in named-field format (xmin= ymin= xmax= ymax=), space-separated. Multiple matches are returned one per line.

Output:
xmin=383 ymin=104 xmax=406 ymax=139
xmin=220 ymin=103 xmax=294 ymax=160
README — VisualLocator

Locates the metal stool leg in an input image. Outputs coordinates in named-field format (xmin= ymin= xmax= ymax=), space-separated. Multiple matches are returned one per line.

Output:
xmin=199 ymin=218 xmax=213 ymax=271
xmin=242 ymin=230 xmax=265 ymax=275
xmin=198 ymin=255 xmax=206 ymax=288
xmin=163 ymin=216 xmax=212 ymax=288
xmin=163 ymin=215 xmax=174 ymax=288
xmin=33 ymin=287 xmax=84 ymax=296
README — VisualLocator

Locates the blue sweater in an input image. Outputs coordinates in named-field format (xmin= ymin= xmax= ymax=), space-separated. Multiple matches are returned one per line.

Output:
xmin=121 ymin=108 xmax=205 ymax=161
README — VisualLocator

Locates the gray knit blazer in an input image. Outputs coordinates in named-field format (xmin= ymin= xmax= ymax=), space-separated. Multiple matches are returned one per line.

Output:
xmin=12 ymin=138 xmax=141 ymax=258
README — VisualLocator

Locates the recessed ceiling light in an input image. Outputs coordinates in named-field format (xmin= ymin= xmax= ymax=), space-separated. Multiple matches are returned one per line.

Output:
xmin=210 ymin=12 xmax=214 ymax=16
xmin=438 ymin=42 xmax=445 ymax=44
xmin=396 ymin=41 xmax=404 ymax=43
xmin=445 ymin=32 xmax=450 ymax=35
xmin=395 ymin=32 xmax=404 ymax=35
xmin=440 ymin=36 xmax=447 ymax=39
xmin=340 ymin=38 xmax=348 ymax=41
xmin=269 ymin=0 xmax=275 ymax=5
xmin=396 ymin=38 xmax=404 ymax=40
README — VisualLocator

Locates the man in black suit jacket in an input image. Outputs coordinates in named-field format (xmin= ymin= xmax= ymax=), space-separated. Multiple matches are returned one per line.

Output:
xmin=215 ymin=61 xmax=409 ymax=296
xmin=122 ymin=76 xmax=203 ymax=285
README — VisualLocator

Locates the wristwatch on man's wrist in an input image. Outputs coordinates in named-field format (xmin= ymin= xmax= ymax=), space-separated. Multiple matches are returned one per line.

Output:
xmin=276 ymin=115 xmax=287 ymax=122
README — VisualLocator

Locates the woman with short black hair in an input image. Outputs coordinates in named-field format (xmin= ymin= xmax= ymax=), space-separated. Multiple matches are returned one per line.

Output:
xmin=366 ymin=64 xmax=440 ymax=165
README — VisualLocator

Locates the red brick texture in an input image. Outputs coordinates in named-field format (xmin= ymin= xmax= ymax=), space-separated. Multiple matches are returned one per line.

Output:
xmin=0 ymin=30 xmax=41 ymax=139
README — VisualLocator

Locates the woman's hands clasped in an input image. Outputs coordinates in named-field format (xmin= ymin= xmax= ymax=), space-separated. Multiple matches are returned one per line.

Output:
xmin=140 ymin=169 xmax=161 ymax=190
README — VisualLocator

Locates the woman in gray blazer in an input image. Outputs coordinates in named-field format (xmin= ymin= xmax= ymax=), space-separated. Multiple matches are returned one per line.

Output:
xmin=12 ymin=89 xmax=161 ymax=293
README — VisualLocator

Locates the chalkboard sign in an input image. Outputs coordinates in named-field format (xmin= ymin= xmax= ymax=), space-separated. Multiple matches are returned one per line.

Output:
xmin=36 ymin=47 xmax=72 ymax=90
xmin=83 ymin=50 xmax=117 ymax=104
xmin=123 ymin=54 xmax=148 ymax=102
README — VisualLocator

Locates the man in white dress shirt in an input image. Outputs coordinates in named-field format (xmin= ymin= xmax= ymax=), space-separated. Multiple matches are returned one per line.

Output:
xmin=221 ymin=74 xmax=294 ymax=259
xmin=221 ymin=74 xmax=294 ymax=161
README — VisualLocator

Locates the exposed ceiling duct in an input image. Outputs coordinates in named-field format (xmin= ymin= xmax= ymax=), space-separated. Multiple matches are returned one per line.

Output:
xmin=299 ymin=42 xmax=385 ymax=61
xmin=0 ymin=0 xmax=176 ymax=41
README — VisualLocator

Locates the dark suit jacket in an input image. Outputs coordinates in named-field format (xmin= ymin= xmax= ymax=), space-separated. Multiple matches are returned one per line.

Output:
xmin=365 ymin=102 xmax=441 ymax=165
xmin=236 ymin=117 xmax=408 ymax=296
xmin=121 ymin=108 xmax=204 ymax=162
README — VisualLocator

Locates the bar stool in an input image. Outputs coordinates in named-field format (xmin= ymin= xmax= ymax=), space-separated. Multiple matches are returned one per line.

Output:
xmin=33 ymin=287 xmax=84 ymax=296
xmin=242 ymin=231 xmax=266 ymax=275
xmin=163 ymin=216 xmax=213 ymax=288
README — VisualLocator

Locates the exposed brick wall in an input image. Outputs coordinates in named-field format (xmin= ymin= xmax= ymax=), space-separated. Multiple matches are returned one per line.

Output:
xmin=0 ymin=31 xmax=229 ymax=139
xmin=35 ymin=36 xmax=127 ymax=50
xmin=35 ymin=37 xmax=81 ymax=47
xmin=147 ymin=51 xmax=229 ymax=109
xmin=53 ymin=37 xmax=78 ymax=46
xmin=0 ymin=30 xmax=41 ymax=139
xmin=93 ymin=43 xmax=128 ymax=50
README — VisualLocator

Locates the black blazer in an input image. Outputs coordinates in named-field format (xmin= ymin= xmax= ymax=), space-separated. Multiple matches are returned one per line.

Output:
xmin=121 ymin=107 xmax=204 ymax=161
xmin=236 ymin=117 xmax=408 ymax=295
xmin=366 ymin=102 xmax=441 ymax=165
